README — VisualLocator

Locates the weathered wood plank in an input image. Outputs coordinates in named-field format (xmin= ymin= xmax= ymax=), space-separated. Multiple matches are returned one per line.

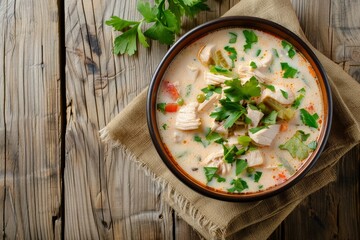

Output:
xmin=0 ymin=0 xmax=61 ymax=238
xmin=64 ymin=0 xmax=173 ymax=238
xmin=269 ymin=1 xmax=360 ymax=239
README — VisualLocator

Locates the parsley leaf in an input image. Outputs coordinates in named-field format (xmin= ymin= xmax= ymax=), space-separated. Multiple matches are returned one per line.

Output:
xmin=281 ymin=62 xmax=298 ymax=78
xmin=107 ymin=0 xmax=209 ymax=55
xmin=106 ymin=17 xmax=139 ymax=31
xmin=249 ymin=126 xmax=268 ymax=134
xmin=229 ymin=32 xmax=237 ymax=43
xmin=194 ymin=135 xmax=209 ymax=147
xmin=281 ymin=40 xmax=296 ymax=58
xmin=243 ymin=30 xmax=258 ymax=51
xmin=281 ymin=89 xmax=289 ymax=99
xmin=204 ymin=167 xmax=218 ymax=182
xmin=224 ymin=77 xmax=261 ymax=102
xmin=279 ymin=130 xmax=313 ymax=160
xmin=228 ymin=178 xmax=248 ymax=193
xmin=256 ymin=49 xmax=262 ymax=57
xmin=300 ymin=108 xmax=319 ymax=128
xmin=237 ymin=135 xmax=252 ymax=147
xmin=223 ymin=144 xmax=238 ymax=163
xmin=201 ymin=85 xmax=222 ymax=100
xmin=137 ymin=1 xmax=158 ymax=22
xmin=113 ymin=25 xmax=139 ymax=55
xmin=254 ymin=171 xmax=262 ymax=182
xmin=144 ymin=21 xmax=175 ymax=45
xmin=236 ymin=159 xmax=248 ymax=175
xmin=262 ymin=111 xmax=278 ymax=125
xmin=261 ymin=83 xmax=276 ymax=92
xmin=250 ymin=61 xmax=257 ymax=69
xmin=205 ymin=129 xmax=224 ymax=144
xmin=209 ymin=65 xmax=234 ymax=77
xmin=224 ymin=46 xmax=237 ymax=68
xmin=210 ymin=99 xmax=246 ymax=129
xmin=292 ymin=88 xmax=306 ymax=109
xmin=157 ymin=103 xmax=166 ymax=113
xmin=162 ymin=123 xmax=168 ymax=130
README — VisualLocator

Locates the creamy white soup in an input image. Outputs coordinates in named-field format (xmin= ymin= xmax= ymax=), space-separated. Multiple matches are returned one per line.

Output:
xmin=156 ymin=28 xmax=323 ymax=194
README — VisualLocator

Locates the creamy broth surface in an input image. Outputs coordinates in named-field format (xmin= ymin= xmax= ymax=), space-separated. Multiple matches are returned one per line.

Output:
xmin=156 ymin=28 xmax=324 ymax=194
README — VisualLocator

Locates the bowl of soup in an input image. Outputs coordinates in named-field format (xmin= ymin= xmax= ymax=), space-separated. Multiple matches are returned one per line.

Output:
xmin=146 ymin=16 xmax=332 ymax=201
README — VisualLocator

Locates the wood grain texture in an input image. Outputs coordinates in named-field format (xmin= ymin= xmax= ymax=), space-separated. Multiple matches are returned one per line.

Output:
xmin=268 ymin=0 xmax=360 ymax=239
xmin=64 ymin=0 xmax=172 ymax=239
xmin=0 ymin=0 xmax=61 ymax=239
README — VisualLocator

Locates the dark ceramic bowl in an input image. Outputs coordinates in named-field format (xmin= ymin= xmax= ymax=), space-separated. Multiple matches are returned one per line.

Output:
xmin=146 ymin=16 xmax=332 ymax=202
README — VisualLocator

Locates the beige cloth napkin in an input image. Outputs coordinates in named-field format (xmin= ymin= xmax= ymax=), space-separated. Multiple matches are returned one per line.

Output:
xmin=100 ymin=0 xmax=360 ymax=239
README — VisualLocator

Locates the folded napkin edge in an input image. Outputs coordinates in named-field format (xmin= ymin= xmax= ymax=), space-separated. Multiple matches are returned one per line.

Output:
xmin=99 ymin=129 xmax=228 ymax=238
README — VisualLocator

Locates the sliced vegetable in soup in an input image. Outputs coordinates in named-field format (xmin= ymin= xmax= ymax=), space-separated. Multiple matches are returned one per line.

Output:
xmin=156 ymin=28 xmax=324 ymax=194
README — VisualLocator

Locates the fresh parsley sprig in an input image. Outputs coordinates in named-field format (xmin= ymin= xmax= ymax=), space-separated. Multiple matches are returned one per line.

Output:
xmin=106 ymin=0 xmax=209 ymax=55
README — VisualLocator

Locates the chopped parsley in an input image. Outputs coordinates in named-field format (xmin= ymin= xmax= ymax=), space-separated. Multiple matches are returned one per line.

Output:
xmin=261 ymin=83 xmax=275 ymax=92
xmin=205 ymin=129 xmax=225 ymax=144
xmin=223 ymin=144 xmax=239 ymax=163
xmin=281 ymin=62 xmax=298 ymax=78
xmin=243 ymin=30 xmax=258 ymax=51
xmin=162 ymin=123 xmax=168 ymax=130
xmin=250 ymin=61 xmax=257 ymax=69
xmin=194 ymin=135 xmax=209 ymax=147
xmin=224 ymin=77 xmax=261 ymax=102
xmin=254 ymin=171 xmax=262 ymax=183
xmin=229 ymin=32 xmax=237 ymax=43
xmin=300 ymin=108 xmax=319 ymax=128
xmin=201 ymin=85 xmax=222 ymax=100
xmin=236 ymin=159 xmax=248 ymax=175
xmin=249 ymin=126 xmax=268 ymax=134
xmin=204 ymin=167 xmax=226 ymax=183
xmin=262 ymin=111 xmax=278 ymax=125
xmin=256 ymin=49 xmax=262 ymax=57
xmin=224 ymin=46 xmax=237 ymax=68
xmin=156 ymin=103 xmax=166 ymax=113
xmin=281 ymin=40 xmax=296 ymax=58
xmin=185 ymin=84 xmax=192 ymax=97
xmin=281 ymin=89 xmax=289 ymax=99
xmin=292 ymin=88 xmax=306 ymax=109
xmin=209 ymin=65 xmax=233 ymax=77
xmin=228 ymin=178 xmax=248 ymax=193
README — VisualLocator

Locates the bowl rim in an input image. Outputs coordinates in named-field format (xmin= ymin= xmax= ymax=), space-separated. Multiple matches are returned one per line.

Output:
xmin=146 ymin=16 xmax=333 ymax=202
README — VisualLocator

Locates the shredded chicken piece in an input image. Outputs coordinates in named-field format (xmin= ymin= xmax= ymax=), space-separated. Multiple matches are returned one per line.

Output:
xmin=247 ymin=107 xmax=264 ymax=127
xmin=204 ymin=72 xmax=232 ymax=85
xmin=249 ymin=124 xmax=280 ymax=146
xmin=198 ymin=44 xmax=215 ymax=66
xmin=198 ymin=94 xmax=221 ymax=112
xmin=243 ymin=150 xmax=264 ymax=167
xmin=175 ymin=102 xmax=201 ymax=130
xmin=200 ymin=151 xmax=232 ymax=175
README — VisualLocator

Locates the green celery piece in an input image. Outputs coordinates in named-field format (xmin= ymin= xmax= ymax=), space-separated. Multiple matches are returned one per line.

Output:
xmin=279 ymin=131 xmax=313 ymax=160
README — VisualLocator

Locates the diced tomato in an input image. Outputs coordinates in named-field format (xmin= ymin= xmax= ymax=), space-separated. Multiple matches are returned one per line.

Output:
xmin=165 ymin=103 xmax=178 ymax=112
xmin=165 ymin=81 xmax=180 ymax=100
xmin=280 ymin=122 xmax=288 ymax=132
xmin=278 ymin=173 xmax=286 ymax=179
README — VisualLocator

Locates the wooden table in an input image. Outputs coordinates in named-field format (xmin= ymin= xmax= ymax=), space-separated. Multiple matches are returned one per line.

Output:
xmin=0 ymin=0 xmax=359 ymax=239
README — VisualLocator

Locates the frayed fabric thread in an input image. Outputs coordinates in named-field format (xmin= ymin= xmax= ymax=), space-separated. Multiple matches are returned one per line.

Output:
xmin=99 ymin=127 xmax=226 ymax=240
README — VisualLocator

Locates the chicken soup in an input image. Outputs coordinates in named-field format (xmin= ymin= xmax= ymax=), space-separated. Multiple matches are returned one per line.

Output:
xmin=155 ymin=28 xmax=324 ymax=194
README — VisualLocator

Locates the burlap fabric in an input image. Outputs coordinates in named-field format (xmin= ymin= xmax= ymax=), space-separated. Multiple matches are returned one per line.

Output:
xmin=100 ymin=0 xmax=360 ymax=239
